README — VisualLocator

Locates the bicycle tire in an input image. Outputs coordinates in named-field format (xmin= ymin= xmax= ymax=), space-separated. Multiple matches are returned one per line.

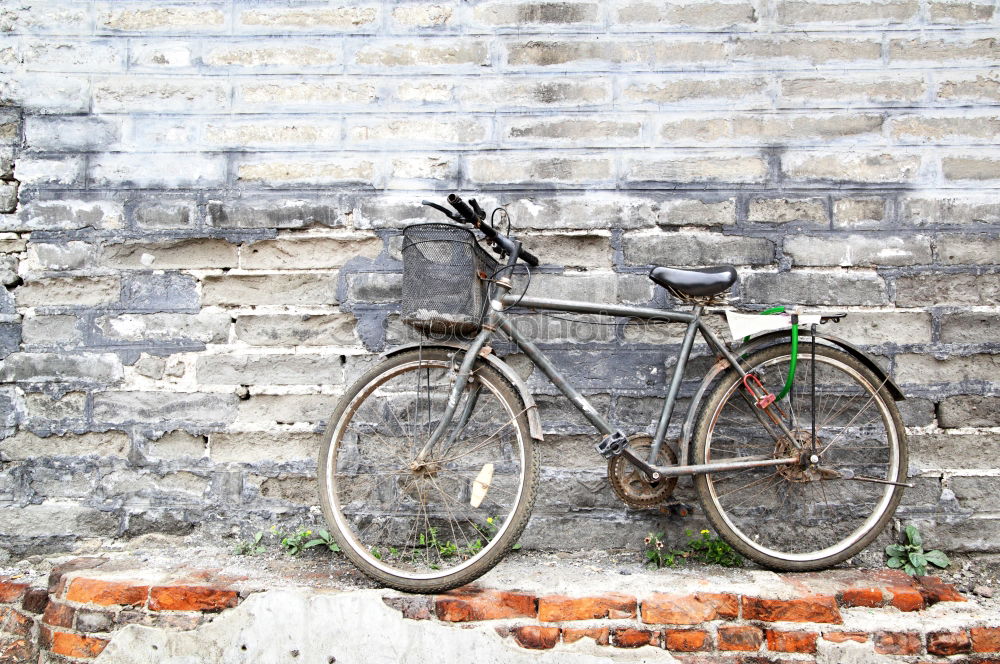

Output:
xmin=318 ymin=348 xmax=538 ymax=593
xmin=692 ymin=343 xmax=907 ymax=571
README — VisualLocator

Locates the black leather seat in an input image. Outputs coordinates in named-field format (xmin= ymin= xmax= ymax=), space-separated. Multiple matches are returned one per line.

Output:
xmin=648 ymin=265 xmax=738 ymax=298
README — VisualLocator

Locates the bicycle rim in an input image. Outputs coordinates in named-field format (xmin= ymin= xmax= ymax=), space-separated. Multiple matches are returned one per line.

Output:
xmin=694 ymin=344 xmax=906 ymax=569
xmin=319 ymin=350 xmax=535 ymax=590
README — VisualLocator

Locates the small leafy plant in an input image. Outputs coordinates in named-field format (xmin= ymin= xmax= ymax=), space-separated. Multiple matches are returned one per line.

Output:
xmin=280 ymin=528 xmax=315 ymax=556
xmin=268 ymin=525 xmax=344 ymax=557
xmin=685 ymin=529 xmax=742 ymax=567
xmin=644 ymin=529 xmax=743 ymax=569
xmin=644 ymin=532 xmax=685 ymax=568
xmin=303 ymin=529 xmax=341 ymax=554
xmin=234 ymin=531 xmax=267 ymax=556
xmin=886 ymin=525 xmax=949 ymax=576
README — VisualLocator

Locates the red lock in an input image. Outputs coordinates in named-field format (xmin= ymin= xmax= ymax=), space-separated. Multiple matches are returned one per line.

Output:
xmin=742 ymin=373 xmax=776 ymax=409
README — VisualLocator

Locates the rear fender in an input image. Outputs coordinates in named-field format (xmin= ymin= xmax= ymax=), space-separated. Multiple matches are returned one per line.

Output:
xmin=735 ymin=330 xmax=905 ymax=401
xmin=383 ymin=342 xmax=544 ymax=442
xmin=677 ymin=328 xmax=904 ymax=466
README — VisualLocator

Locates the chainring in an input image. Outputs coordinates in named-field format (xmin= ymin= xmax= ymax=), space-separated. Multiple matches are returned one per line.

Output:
xmin=608 ymin=435 xmax=679 ymax=509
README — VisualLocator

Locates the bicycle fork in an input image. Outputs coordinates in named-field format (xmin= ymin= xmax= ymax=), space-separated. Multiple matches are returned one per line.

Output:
xmin=414 ymin=252 xmax=523 ymax=463
xmin=413 ymin=326 xmax=493 ymax=464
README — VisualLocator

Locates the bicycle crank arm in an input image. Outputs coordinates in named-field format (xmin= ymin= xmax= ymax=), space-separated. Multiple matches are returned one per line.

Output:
xmin=621 ymin=447 xmax=799 ymax=480
xmin=828 ymin=467 xmax=914 ymax=488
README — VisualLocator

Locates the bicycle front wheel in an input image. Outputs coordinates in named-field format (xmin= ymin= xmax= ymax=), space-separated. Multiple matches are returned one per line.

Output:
xmin=318 ymin=348 xmax=538 ymax=593
xmin=692 ymin=343 xmax=907 ymax=570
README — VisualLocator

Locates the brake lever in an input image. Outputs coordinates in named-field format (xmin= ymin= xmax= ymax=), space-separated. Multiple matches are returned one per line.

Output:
xmin=421 ymin=200 xmax=462 ymax=223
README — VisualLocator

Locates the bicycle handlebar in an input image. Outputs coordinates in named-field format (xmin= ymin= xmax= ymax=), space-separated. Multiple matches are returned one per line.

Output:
xmin=421 ymin=194 xmax=540 ymax=268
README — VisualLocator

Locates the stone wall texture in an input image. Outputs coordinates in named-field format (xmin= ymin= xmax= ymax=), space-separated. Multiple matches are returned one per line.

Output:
xmin=0 ymin=0 xmax=998 ymax=558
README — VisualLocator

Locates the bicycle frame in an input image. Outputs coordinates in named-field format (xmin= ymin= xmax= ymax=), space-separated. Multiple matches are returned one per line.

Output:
xmin=414 ymin=288 xmax=802 ymax=481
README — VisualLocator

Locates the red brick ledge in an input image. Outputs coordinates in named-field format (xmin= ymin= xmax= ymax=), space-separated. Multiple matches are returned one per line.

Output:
xmin=0 ymin=558 xmax=245 ymax=663
xmin=383 ymin=570 xmax=993 ymax=659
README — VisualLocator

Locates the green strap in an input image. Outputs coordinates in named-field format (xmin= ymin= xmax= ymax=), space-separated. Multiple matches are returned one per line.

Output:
xmin=743 ymin=306 xmax=798 ymax=401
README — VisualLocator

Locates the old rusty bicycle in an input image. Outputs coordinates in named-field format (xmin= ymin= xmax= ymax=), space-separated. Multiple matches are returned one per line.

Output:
xmin=318 ymin=194 xmax=909 ymax=593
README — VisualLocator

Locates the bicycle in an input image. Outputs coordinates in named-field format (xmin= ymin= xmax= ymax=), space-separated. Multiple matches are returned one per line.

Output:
xmin=318 ymin=194 xmax=910 ymax=593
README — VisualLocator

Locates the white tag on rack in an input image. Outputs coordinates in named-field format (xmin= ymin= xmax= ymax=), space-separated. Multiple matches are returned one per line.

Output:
xmin=725 ymin=311 xmax=822 ymax=340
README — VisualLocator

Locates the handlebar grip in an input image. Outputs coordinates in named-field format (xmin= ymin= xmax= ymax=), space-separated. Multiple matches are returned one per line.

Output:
xmin=447 ymin=194 xmax=478 ymax=225
xmin=446 ymin=193 xmax=540 ymax=267
xmin=469 ymin=198 xmax=486 ymax=220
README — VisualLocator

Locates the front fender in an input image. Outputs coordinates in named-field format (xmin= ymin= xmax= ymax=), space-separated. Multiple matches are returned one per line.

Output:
xmin=384 ymin=342 xmax=544 ymax=442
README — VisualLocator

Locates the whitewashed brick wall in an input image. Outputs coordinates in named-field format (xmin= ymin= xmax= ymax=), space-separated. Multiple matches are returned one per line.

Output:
xmin=0 ymin=0 xmax=998 ymax=556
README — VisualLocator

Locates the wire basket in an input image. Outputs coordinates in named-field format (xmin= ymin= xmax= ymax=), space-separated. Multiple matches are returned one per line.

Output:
xmin=401 ymin=223 xmax=499 ymax=336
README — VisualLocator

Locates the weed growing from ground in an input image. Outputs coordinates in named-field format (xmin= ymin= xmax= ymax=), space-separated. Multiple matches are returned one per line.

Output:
xmin=303 ymin=529 xmax=342 ymax=554
xmin=644 ymin=529 xmax=742 ymax=568
xmin=279 ymin=528 xmax=316 ymax=556
xmin=234 ymin=531 xmax=267 ymax=556
xmin=886 ymin=525 xmax=949 ymax=576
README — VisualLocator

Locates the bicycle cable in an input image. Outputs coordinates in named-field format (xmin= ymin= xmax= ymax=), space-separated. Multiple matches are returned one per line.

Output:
xmin=491 ymin=206 xmax=512 ymax=237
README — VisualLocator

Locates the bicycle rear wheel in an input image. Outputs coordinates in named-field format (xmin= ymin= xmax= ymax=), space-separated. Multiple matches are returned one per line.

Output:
xmin=318 ymin=348 xmax=538 ymax=593
xmin=692 ymin=343 xmax=907 ymax=570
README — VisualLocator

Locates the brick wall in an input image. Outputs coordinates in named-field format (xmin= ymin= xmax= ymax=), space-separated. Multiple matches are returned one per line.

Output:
xmin=0 ymin=1 xmax=997 ymax=556
xmin=0 ymin=561 xmax=986 ymax=662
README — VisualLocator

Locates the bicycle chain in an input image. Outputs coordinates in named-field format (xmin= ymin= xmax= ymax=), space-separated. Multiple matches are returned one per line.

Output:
xmin=607 ymin=434 xmax=679 ymax=509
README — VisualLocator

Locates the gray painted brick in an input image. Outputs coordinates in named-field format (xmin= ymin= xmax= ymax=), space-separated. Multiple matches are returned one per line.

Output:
xmin=895 ymin=273 xmax=1000 ymax=307
xmin=207 ymin=199 xmax=342 ymax=229
xmin=202 ymin=273 xmax=340 ymax=307
xmin=0 ymin=352 xmax=123 ymax=384
xmin=93 ymin=391 xmax=238 ymax=426
xmin=951 ymin=477 xmax=1000 ymax=513
xmin=196 ymin=353 xmax=344 ymax=386
xmin=121 ymin=273 xmax=199 ymax=312
xmin=940 ymin=311 xmax=1000 ymax=343
xmin=910 ymin=432 xmax=1000 ymax=470
xmin=939 ymin=396 xmax=1000 ymax=428
xmin=896 ymin=353 xmax=1000 ymax=386
xmin=785 ymin=234 xmax=932 ymax=267
xmin=624 ymin=231 xmax=774 ymax=266
xmin=742 ymin=271 xmax=889 ymax=306
xmin=234 ymin=314 xmax=358 ymax=346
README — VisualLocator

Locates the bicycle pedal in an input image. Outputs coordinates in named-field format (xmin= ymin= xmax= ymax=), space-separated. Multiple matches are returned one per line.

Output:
xmin=595 ymin=431 xmax=629 ymax=459
xmin=658 ymin=502 xmax=694 ymax=518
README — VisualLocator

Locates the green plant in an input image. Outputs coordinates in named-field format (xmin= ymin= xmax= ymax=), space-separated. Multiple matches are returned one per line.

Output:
xmin=234 ymin=531 xmax=267 ymax=556
xmin=685 ymin=529 xmax=742 ymax=567
xmin=886 ymin=525 xmax=949 ymax=576
xmin=280 ymin=528 xmax=312 ymax=555
xmin=643 ymin=529 xmax=743 ymax=569
xmin=475 ymin=516 xmax=521 ymax=552
xmin=303 ymin=529 xmax=341 ymax=554
xmin=269 ymin=526 xmax=343 ymax=556
xmin=418 ymin=527 xmax=457 ymax=558
xmin=644 ymin=532 xmax=686 ymax=568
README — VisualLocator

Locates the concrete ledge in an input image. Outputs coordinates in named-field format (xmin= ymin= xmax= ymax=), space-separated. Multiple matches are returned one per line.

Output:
xmin=1 ymin=550 xmax=995 ymax=663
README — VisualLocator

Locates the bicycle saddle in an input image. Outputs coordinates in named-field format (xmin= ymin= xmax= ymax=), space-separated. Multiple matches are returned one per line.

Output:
xmin=648 ymin=265 xmax=738 ymax=297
